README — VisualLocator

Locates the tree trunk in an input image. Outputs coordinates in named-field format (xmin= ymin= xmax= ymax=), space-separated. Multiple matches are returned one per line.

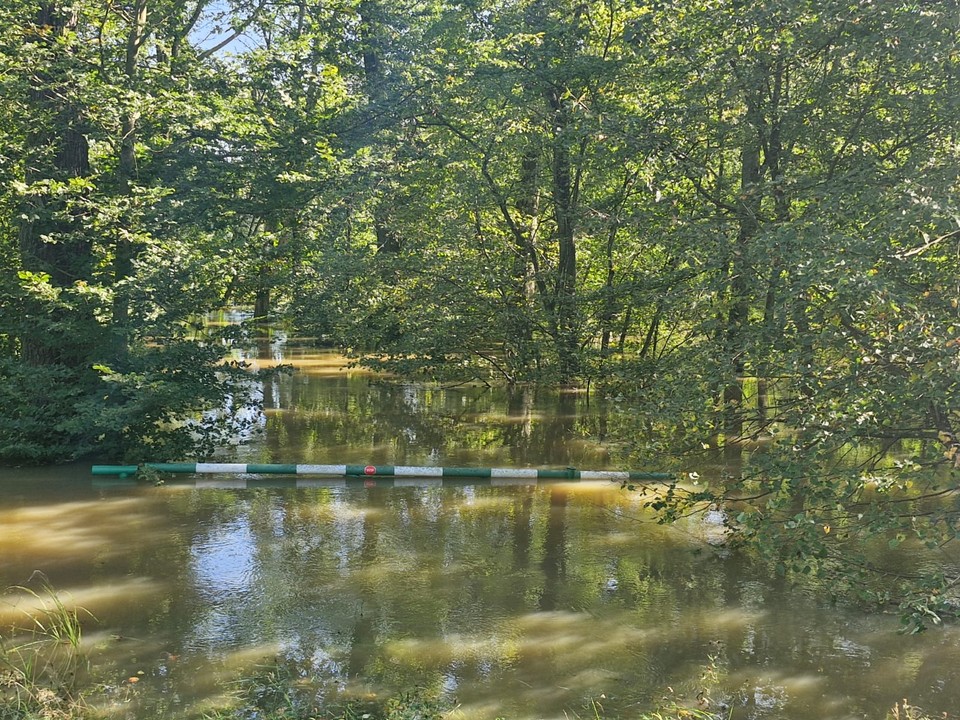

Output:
xmin=253 ymin=217 xmax=281 ymax=321
xmin=359 ymin=0 xmax=402 ymax=255
xmin=724 ymin=89 xmax=764 ymax=445
xmin=546 ymin=89 xmax=580 ymax=382
xmin=506 ymin=144 xmax=541 ymax=367
xmin=599 ymin=222 xmax=619 ymax=357
xmin=17 ymin=2 xmax=93 ymax=366
xmin=254 ymin=280 xmax=271 ymax=321
xmin=756 ymin=56 xmax=789 ymax=429
xmin=113 ymin=0 xmax=149 ymax=342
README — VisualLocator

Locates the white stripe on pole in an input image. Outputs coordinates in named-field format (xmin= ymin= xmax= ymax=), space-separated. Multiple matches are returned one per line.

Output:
xmin=579 ymin=471 xmax=630 ymax=481
xmin=196 ymin=463 xmax=248 ymax=474
xmin=296 ymin=465 xmax=347 ymax=475
xmin=491 ymin=468 xmax=538 ymax=478
xmin=394 ymin=466 xmax=443 ymax=477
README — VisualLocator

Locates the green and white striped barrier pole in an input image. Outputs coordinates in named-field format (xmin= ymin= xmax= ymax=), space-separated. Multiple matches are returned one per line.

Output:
xmin=91 ymin=463 xmax=672 ymax=484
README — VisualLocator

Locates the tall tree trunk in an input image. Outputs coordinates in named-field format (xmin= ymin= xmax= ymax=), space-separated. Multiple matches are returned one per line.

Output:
xmin=724 ymin=90 xmax=763 ymax=445
xmin=113 ymin=0 xmax=149 ymax=345
xmin=546 ymin=89 xmax=580 ymax=382
xmin=254 ymin=277 xmax=271 ymax=321
xmin=599 ymin=170 xmax=639 ymax=357
xmin=505 ymin=145 xmax=541 ymax=368
xmin=514 ymin=147 xmax=540 ymax=305
xmin=359 ymin=0 xmax=402 ymax=254
xmin=254 ymin=217 xmax=281 ymax=321
xmin=756 ymin=57 xmax=789 ymax=428
xmin=599 ymin=218 xmax=620 ymax=357
xmin=600 ymin=171 xmax=637 ymax=358
xmin=17 ymin=2 xmax=93 ymax=366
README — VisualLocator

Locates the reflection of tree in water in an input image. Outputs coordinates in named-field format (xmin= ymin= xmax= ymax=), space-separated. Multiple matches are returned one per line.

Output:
xmin=512 ymin=494 xmax=533 ymax=575
xmin=251 ymin=352 xmax=613 ymax=466
xmin=538 ymin=486 xmax=569 ymax=612
xmin=347 ymin=496 xmax=380 ymax=678
xmin=175 ymin=484 xmax=658 ymax=705
xmin=8 ymin=472 xmax=953 ymax=720
xmin=175 ymin=482 xmax=906 ymax=716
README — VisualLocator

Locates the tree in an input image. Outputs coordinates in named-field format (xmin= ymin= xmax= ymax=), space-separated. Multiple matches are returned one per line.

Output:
xmin=295 ymin=0 xmax=661 ymax=384
xmin=0 ymin=0 xmax=272 ymax=463
xmin=613 ymin=0 xmax=960 ymax=629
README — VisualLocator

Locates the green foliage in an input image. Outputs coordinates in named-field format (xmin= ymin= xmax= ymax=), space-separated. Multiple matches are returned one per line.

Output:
xmin=75 ymin=336 xmax=266 ymax=463
xmin=0 ymin=0 xmax=288 ymax=464
xmin=0 ymin=0 xmax=959 ymax=629
xmin=0 ymin=360 xmax=95 ymax=463
xmin=0 ymin=324 xmax=266 ymax=464
xmin=564 ymin=0 xmax=960 ymax=627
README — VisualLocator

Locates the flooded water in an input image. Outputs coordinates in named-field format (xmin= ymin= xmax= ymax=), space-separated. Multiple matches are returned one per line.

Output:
xmin=2 ymin=330 xmax=960 ymax=719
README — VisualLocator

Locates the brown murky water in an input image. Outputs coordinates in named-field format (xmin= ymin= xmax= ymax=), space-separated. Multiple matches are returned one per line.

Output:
xmin=2 ymin=328 xmax=959 ymax=719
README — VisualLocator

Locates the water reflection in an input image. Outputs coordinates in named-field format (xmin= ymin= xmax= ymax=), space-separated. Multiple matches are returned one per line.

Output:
xmin=191 ymin=514 xmax=259 ymax=649
xmin=3 ymin=472 xmax=960 ymax=718
xmin=228 ymin=334 xmax=616 ymax=469
xmin=2 ymin=342 xmax=960 ymax=719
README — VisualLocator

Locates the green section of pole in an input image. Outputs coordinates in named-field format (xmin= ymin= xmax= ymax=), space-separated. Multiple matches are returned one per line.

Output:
xmin=92 ymin=465 xmax=139 ymax=476
xmin=248 ymin=464 xmax=298 ymax=474
xmin=537 ymin=468 xmax=577 ymax=479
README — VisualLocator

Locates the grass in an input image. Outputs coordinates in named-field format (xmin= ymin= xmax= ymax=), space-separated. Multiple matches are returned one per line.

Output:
xmin=888 ymin=699 xmax=955 ymax=720
xmin=196 ymin=658 xmax=732 ymax=720
xmin=0 ymin=573 xmax=93 ymax=719
xmin=197 ymin=656 xmax=451 ymax=720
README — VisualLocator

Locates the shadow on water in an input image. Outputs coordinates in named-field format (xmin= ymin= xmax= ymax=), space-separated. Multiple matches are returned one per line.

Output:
xmin=2 ymin=330 xmax=960 ymax=719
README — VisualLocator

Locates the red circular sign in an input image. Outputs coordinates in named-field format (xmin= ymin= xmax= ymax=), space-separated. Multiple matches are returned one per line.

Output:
xmin=364 ymin=465 xmax=377 ymax=475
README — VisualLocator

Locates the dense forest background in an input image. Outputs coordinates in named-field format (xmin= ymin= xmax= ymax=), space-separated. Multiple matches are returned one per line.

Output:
xmin=1 ymin=0 xmax=959 ymax=625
